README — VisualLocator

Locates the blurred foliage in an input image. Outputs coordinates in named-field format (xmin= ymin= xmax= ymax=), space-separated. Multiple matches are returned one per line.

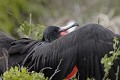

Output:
xmin=0 ymin=0 xmax=120 ymax=37
xmin=0 ymin=0 xmax=49 ymax=37
xmin=0 ymin=0 xmax=28 ymax=35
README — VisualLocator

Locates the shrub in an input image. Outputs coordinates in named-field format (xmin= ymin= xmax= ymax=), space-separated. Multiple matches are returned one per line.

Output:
xmin=101 ymin=37 xmax=120 ymax=80
xmin=2 ymin=66 xmax=48 ymax=80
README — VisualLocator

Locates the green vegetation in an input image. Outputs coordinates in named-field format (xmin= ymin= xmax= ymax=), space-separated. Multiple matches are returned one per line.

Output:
xmin=0 ymin=0 xmax=120 ymax=36
xmin=2 ymin=66 xmax=48 ymax=80
xmin=87 ymin=37 xmax=120 ymax=80
xmin=0 ymin=0 xmax=49 ymax=36
xmin=101 ymin=37 xmax=120 ymax=80
xmin=0 ymin=0 xmax=120 ymax=79
xmin=18 ymin=19 xmax=45 ymax=40
xmin=0 ymin=0 xmax=28 ymax=34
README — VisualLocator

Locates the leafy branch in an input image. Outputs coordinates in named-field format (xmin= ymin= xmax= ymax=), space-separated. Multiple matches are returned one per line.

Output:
xmin=17 ymin=14 xmax=45 ymax=40
xmin=101 ymin=37 xmax=120 ymax=80
xmin=2 ymin=66 xmax=48 ymax=80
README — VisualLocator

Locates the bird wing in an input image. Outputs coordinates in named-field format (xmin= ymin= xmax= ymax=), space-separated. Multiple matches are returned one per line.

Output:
xmin=22 ymin=24 xmax=120 ymax=80
xmin=8 ymin=38 xmax=40 ymax=68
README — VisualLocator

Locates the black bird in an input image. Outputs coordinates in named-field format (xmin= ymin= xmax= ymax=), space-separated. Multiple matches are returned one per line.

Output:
xmin=0 ymin=24 xmax=78 ymax=75
xmin=21 ymin=24 xmax=120 ymax=80
xmin=1 ymin=24 xmax=120 ymax=80
xmin=8 ymin=23 xmax=79 ymax=67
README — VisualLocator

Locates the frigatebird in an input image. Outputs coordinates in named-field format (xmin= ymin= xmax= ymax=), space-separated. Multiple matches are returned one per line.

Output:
xmin=0 ymin=23 xmax=78 ymax=75
xmin=1 ymin=23 xmax=120 ymax=80
xmin=22 ymin=24 xmax=120 ymax=80
xmin=8 ymin=23 xmax=79 ymax=66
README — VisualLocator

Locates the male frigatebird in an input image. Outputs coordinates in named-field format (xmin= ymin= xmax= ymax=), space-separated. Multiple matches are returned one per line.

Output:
xmin=0 ymin=23 xmax=78 ymax=75
xmin=22 ymin=24 xmax=120 ymax=80
xmin=1 ymin=24 xmax=120 ymax=80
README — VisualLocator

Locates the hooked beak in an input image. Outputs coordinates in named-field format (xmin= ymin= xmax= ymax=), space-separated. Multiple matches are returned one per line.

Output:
xmin=59 ymin=23 xmax=79 ymax=32
xmin=59 ymin=23 xmax=79 ymax=36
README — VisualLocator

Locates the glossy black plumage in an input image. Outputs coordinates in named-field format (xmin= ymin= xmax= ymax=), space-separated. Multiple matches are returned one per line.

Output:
xmin=8 ymin=25 xmax=70 ymax=66
xmin=0 ymin=25 xmax=66 ymax=74
xmin=22 ymin=24 xmax=120 ymax=80
xmin=0 ymin=24 xmax=120 ymax=80
xmin=0 ymin=32 xmax=14 ymax=73
xmin=42 ymin=26 xmax=60 ymax=42
xmin=8 ymin=24 xmax=78 ymax=68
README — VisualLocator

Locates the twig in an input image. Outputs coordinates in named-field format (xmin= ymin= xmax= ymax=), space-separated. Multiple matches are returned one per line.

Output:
xmin=2 ymin=48 xmax=8 ymax=71
xmin=106 ymin=26 xmax=110 ymax=29
xmin=16 ymin=62 xmax=21 ymax=70
xmin=49 ymin=59 xmax=63 ymax=80
xmin=27 ymin=63 xmax=35 ymax=71
xmin=7 ymin=12 xmax=22 ymax=25
xmin=97 ymin=18 xmax=100 ymax=24
xmin=29 ymin=13 xmax=32 ymax=25
xmin=116 ymin=66 xmax=119 ymax=80
xmin=102 ymin=73 xmax=108 ymax=80
xmin=40 ymin=67 xmax=53 ymax=73
xmin=0 ymin=56 xmax=4 ymax=60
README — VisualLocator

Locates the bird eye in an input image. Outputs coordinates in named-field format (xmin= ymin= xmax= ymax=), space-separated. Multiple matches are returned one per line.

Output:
xmin=54 ymin=29 xmax=59 ymax=33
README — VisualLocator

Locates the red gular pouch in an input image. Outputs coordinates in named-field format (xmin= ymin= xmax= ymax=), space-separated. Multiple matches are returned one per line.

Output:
xmin=60 ymin=31 xmax=68 ymax=37
xmin=59 ymin=23 xmax=79 ymax=37
xmin=64 ymin=66 xmax=78 ymax=80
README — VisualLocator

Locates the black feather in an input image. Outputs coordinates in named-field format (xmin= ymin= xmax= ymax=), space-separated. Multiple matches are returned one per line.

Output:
xmin=21 ymin=24 xmax=120 ymax=80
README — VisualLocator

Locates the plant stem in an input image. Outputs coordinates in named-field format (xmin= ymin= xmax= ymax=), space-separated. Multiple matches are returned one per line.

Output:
xmin=116 ymin=66 xmax=119 ymax=80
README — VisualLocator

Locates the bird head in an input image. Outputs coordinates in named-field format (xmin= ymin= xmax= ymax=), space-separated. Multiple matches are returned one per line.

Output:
xmin=42 ymin=23 xmax=79 ymax=42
